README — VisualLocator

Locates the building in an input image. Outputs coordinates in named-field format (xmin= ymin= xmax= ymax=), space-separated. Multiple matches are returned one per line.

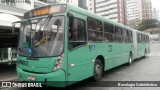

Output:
xmin=43 ymin=0 xmax=87 ymax=9
xmin=152 ymin=8 xmax=159 ymax=20
xmin=127 ymin=0 xmax=142 ymax=21
xmin=144 ymin=28 xmax=160 ymax=42
xmin=141 ymin=0 xmax=152 ymax=20
xmin=0 ymin=0 xmax=48 ymax=63
xmin=88 ymin=0 xmax=95 ymax=13
xmin=93 ymin=0 xmax=127 ymax=25
xmin=67 ymin=0 xmax=78 ymax=6
xmin=126 ymin=0 xmax=142 ymax=29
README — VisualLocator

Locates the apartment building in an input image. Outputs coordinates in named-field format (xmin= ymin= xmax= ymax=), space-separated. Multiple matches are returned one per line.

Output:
xmin=141 ymin=0 xmax=152 ymax=20
xmin=127 ymin=0 xmax=142 ymax=21
xmin=89 ymin=0 xmax=127 ymax=25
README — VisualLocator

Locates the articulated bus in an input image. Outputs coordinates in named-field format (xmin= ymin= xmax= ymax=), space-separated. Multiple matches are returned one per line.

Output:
xmin=13 ymin=4 xmax=150 ymax=87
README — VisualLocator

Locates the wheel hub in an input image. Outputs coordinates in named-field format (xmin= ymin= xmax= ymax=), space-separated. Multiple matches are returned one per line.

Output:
xmin=95 ymin=64 xmax=101 ymax=75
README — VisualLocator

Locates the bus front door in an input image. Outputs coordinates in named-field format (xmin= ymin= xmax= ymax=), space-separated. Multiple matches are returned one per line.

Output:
xmin=67 ymin=12 xmax=93 ymax=85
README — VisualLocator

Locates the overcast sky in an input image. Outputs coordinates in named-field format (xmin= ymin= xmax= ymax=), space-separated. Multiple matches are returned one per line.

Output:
xmin=151 ymin=0 xmax=160 ymax=11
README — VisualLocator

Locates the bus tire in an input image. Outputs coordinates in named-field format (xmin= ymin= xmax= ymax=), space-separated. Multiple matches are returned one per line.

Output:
xmin=93 ymin=58 xmax=103 ymax=81
xmin=128 ymin=53 xmax=132 ymax=65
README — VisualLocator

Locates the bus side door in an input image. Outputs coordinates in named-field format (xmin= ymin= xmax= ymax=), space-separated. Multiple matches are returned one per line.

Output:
xmin=67 ymin=12 xmax=93 ymax=85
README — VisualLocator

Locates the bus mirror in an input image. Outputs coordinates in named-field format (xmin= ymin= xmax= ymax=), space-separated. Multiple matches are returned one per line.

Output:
xmin=12 ymin=21 xmax=21 ymax=34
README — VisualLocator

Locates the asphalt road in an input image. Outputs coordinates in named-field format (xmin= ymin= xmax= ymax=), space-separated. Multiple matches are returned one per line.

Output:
xmin=0 ymin=63 xmax=17 ymax=81
xmin=1 ymin=43 xmax=160 ymax=90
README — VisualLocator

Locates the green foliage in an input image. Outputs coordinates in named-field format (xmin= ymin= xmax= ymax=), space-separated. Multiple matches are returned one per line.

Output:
xmin=138 ymin=19 xmax=160 ymax=31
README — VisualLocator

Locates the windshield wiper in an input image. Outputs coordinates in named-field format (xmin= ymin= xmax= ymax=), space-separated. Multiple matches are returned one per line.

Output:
xmin=33 ymin=15 xmax=53 ymax=47
xmin=38 ymin=15 xmax=52 ymax=31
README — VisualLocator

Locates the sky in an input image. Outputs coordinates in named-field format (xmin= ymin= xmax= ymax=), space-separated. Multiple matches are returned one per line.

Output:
xmin=151 ymin=0 xmax=160 ymax=12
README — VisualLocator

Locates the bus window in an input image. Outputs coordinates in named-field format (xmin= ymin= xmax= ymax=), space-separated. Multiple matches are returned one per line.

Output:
xmin=68 ymin=18 xmax=87 ymax=50
xmin=115 ymin=26 xmax=122 ymax=42
xmin=104 ymin=22 xmax=114 ymax=42
xmin=122 ymin=29 xmax=128 ymax=43
xmin=88 ymin=17 xmax=103 ymax=42
xmin=137 ymin=34 xmax=140 ymax=43
xmin=128 ymin=31 xmax=132 ymax=43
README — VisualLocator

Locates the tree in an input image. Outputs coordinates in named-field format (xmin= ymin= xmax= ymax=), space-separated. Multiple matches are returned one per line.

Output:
xmin=127 ymin=19 xmax=141 ymax=29
xmin=138 ymin=19 xmax=160 ymax=31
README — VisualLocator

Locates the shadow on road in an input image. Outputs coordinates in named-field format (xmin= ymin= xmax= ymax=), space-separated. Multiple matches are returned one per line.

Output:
xmin=0 ymin=63 xmax=16 ymax=72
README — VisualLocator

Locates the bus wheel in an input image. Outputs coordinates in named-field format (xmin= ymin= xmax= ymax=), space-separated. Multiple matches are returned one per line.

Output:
xmin=128 ymin=53 xmax=132 ymax=65
xmin=93 ymin=59 xmax=103 ymax=81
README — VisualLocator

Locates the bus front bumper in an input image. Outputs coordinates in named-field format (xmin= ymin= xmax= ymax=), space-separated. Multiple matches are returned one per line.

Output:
xmin=16 ymin=66 xmax=66 ymax=87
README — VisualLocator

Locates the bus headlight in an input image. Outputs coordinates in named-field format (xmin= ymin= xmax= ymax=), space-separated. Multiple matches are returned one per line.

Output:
xmin=52 ymin=55 xmax=64 ymax=71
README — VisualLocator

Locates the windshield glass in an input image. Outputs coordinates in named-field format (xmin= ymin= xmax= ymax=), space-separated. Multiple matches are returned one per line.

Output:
xmin=18 ymin=16 xmax=64 ymax=57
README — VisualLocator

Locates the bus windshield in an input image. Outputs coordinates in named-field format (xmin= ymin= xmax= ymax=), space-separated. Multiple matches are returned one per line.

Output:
xmin=18 ymin=16 xmax=64 ymax=57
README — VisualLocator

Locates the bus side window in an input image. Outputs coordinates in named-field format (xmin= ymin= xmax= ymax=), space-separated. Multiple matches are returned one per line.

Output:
xmin=115 ymin=26 xmax=122 ymax=42
xmin=104 ymin=22 xmax=114 ymax=42
xmin=122 ymin=29 xmax=128 ymax=43
xmin=68 ymin=18 xmax=87 ymax=50
xmin=88 ymin=17 xmax=103 ymax=42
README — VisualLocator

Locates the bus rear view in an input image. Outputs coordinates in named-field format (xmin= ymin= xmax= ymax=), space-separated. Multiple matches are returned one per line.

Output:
xmin=16 ymin=4 xmax=67 ymax=87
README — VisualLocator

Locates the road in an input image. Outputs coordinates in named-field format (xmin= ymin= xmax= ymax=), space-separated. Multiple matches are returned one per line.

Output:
xmin=0 ymin=63 xmax=17 ymax=81
xmin=1 ymin=43 xmax=160 ymax=90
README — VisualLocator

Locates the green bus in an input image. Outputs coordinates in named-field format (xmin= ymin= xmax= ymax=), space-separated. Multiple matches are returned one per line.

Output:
xmin=13 ymin=4 xmax=150 ymax=87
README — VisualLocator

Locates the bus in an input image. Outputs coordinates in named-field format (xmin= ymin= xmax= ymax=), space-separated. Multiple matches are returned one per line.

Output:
xmin=13 ymin=3 xmax=150 ymax=87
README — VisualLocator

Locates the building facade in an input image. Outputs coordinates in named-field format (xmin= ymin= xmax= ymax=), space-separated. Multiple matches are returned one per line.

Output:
xmin=87 ymin=0 xmax=95 ymax=13
xmin=92 ymin=0 xmax=127 ymax=25
xmin=141 ymin=0 xmax=152 ymax=20
xmin=144 ymin=28 xmax=160 ymax=42
xmin=126 ymin=0 xmax=142 ymax=29
xmin=0 ymin=0 xmax=48 ymax=63
xmin=68 ymin=0 xmax=78 ymax=6
xmin=127 ymin=0 xmax=142 ymax=21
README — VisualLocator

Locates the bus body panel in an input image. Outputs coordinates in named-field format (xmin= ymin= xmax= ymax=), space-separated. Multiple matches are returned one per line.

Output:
xmin=133 ymin=30 xmax=138 ymax=59
xmin=104 ymin=43 xmax=115 ymax=70
xmin=17 ymin=66 xmax=66 ymax=87
xmin=17 ymin=56 xmax=62 ymax=73
xmin=136 ymin=31 xmax=150 ymax=58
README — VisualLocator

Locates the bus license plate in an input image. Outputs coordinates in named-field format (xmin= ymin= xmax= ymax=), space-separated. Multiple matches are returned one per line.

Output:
xmin=28 ymin=76 xmax=35 ymax=81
